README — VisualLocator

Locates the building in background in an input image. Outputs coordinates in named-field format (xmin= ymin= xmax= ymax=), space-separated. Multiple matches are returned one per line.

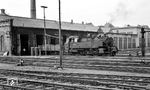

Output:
xmin=0 ymin=0 xmax=150 ymax=56
xmin=99 ymin=23 xmax=114 ymax=33
xmin=0 ymin=9 xmax=98 ymax=56
xmin=99 ymin=23 xmax=150 ymax=51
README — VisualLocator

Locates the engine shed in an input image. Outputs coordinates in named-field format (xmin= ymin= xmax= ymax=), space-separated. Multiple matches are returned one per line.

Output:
xmin=0 ymin=13 xmax=99 ymax=56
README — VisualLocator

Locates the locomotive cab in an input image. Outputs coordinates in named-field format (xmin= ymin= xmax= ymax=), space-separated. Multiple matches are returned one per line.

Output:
xmin=64 ymin=36 xmax=79 ymax=54
xmin=65 ymin=36 xmax=79 ymax=44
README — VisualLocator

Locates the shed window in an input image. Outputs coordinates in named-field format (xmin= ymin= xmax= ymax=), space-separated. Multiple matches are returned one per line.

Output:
xmin=0 ymin=35 xmax=4 ymax=51
xmin=114 ymin=37 xmax=118 ymax=47
xmin=128 ymin=38 xmax=132 ymax=48
xmin=124 ymin=37 xmax=127 ymax=49
xmin=119 ymin=37 xmax=122 ymax=49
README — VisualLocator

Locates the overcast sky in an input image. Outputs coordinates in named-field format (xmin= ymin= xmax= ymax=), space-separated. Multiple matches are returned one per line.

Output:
xmin=0 ymin=0 xmax=150 ymax=26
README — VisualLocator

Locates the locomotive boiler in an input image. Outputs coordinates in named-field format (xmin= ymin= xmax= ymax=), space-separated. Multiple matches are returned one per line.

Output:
xmin=64 ymin=34 xmax=118 ymax=56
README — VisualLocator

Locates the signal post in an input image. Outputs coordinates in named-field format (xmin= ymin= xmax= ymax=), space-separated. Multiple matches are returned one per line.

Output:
xmin=141 ymin=27 xmax=145 ymax=57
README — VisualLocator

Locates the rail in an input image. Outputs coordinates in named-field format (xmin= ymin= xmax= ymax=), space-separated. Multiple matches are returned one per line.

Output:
xmin=0 ymin=70 xmax=149 ymax=90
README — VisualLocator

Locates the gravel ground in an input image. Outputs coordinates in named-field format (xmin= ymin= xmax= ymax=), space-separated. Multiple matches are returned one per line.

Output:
xmin=1 ymin=63 xmax=150 ymax=78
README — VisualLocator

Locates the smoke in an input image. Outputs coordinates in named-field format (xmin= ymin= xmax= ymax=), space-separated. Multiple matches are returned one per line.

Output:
xmin=109 ymin=2 xmax=131 ymax=23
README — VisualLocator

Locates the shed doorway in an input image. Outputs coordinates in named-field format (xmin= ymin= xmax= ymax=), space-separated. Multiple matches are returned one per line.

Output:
xmin=20 ymin=34 xmax=29 ymax=55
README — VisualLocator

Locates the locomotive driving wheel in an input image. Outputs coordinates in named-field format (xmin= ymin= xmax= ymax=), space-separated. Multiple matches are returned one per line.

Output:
xmin=111 ymin=51 xmax=116 ymax=56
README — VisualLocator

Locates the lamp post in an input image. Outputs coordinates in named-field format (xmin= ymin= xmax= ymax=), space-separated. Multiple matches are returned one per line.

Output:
xmin=41 ymin=6 xmax=48 ymax=55
xmin=58 ymin=0 xmax=63 ymax=69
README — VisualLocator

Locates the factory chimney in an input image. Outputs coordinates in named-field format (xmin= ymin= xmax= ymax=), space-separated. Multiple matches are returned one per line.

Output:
xmin=0 ymin=9 xmax=7 ymax=15
xmin=30 ymin=0 xmax=36 ymax=19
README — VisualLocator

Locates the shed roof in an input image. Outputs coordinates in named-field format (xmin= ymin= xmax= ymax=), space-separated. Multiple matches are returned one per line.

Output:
xmin=0 ymin=15 xmax=98 ymax=32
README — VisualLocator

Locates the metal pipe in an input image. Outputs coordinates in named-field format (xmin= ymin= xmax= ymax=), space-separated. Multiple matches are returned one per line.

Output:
xmin=41 ymin=6 xmax=48 ymax=55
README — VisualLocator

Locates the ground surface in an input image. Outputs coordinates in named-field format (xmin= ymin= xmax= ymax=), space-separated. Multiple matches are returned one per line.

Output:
xmin=0 ymin=62 xmax=150 ymax=77
xmin=0 ymin=56 xmax=150 ymax=89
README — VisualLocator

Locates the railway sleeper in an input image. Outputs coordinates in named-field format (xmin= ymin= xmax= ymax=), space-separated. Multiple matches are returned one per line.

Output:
xmin=1 ymin=70 xmax=150 ymax=90
xmin=2 ymin=73 xmax=150 ymax=88
xmin=20 ymin=79 xmax=92 ymax=90
xmin=0 ymin=83 xmax=35 ymax=90
xmin=0 ymin=82 xmax=85 ymax=90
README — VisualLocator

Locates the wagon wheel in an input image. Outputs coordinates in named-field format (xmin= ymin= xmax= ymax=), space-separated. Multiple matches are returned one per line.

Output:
xmin=111 ymin=51 xmax=116 ymax=56
xmin=89 ymin=49 xmax=94 ymax=56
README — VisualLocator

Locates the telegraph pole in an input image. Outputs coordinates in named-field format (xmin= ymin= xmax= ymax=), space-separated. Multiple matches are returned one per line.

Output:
xmin=58 ymin=0 xmax=63 ymax=69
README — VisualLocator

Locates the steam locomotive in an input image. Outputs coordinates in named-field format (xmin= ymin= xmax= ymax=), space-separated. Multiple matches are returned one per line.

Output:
xmin=37 ymin=34 xmax=118 ymax=56
xmin=64 ymin=34 xmax=118 ymax=56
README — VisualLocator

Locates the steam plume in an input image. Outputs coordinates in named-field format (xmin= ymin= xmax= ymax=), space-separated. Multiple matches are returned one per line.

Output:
xmin=109 ymin=2 xmax=130 ymax=23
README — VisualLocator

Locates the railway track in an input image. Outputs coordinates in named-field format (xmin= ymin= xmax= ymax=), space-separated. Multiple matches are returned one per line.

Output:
xmin=1 ymin=56 xmax=150 ymax=74
xmin=0 ymin=56 xmax=150 ymax=89
xmin=30 ymin=60 xmax=150 ymax=74
xmin=0 ymin=69 xmax=149 ymax=90
xmin=0 ymin=74 xmax=96 ymax=90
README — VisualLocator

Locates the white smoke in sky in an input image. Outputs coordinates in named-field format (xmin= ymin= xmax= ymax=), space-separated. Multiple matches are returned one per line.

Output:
xmin=109 ymin=2 xmax=131 ymax=23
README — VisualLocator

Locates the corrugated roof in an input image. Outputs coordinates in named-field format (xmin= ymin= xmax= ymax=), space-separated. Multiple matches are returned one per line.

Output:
xmin=0 ymin=15 xmax=98 ymax=32
xmin=110 ymin=26 xmax=142 ymax=30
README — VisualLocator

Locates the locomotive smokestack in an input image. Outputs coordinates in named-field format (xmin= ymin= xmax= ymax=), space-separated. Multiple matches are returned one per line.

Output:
xmin=30 ymin=0 xmax=36 ymax=19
